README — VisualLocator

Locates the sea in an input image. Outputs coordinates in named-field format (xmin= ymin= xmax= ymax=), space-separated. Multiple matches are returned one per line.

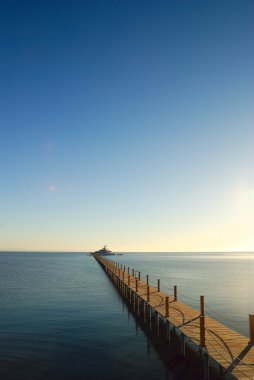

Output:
xmin=0 ymin=251 xmax=253 ymax=380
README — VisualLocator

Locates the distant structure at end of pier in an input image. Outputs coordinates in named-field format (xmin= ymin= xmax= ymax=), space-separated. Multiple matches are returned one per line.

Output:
xmin=92 ymin=245 xmax=113 ymax=256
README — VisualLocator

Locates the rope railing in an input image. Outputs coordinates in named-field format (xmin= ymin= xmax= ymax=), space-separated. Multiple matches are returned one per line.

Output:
xmin=177 ymin=290 xmax=200 ymax=303
xmin=157 ymin=286 xmax=248 ymax=335
xmin=205 ymin=329 xmax=254 ymax=378
xmin=233 ymin=358 xmax=254 ymax=369
xmin=110 ymin=258 xmax=248 ymax=327
xmin=206 ymin=339 xmax=254 ymax=380
xmin=96 ymin=256 xmax=254 ymax=380
xmin=153 ymin=301 xmax=166 ymax=308
xmin=235 ymin=359 xmax=254 ymax=369
xmin=204 ymin=303 xmax=247 ymax=323
xmin=176 ymin=291 xmax=247 ymax=327
xmin=180 ymin=323 xmax=201 ymax=335
xmin=151 ymin=283 xmax=248 ymax=336
xmin=177 ymin=296 xmax=201 ymax=310
xmin=205 ymin=311 xmax=248 ymax=337
xmin=163 ymin=286 xmax=174 ymax=292
xmin=205 ymin=328 xmax=233 ymax=358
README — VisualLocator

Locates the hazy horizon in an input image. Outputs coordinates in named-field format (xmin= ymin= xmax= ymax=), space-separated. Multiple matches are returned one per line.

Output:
xmin=1 ymin=250 xmax=254 ymax=254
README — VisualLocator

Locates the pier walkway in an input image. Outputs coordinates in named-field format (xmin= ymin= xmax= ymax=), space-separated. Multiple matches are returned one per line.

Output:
xmin=94 ymin=254 xmax=254 ymax=380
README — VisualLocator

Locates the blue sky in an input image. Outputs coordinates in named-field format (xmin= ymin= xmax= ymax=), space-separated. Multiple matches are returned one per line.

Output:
xmin=0 ymin=0 xmax=253 ymax=251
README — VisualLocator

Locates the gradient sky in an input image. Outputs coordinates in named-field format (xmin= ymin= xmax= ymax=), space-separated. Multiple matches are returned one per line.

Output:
xmin=0 ymin=0 xmax=253 ymax=252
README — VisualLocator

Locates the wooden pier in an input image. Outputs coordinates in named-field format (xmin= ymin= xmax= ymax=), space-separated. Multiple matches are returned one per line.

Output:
xmin=94 ymin=254 xmax=254 ymax=380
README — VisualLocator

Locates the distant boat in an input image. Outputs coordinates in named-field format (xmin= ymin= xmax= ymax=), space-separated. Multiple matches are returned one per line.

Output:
xmin=92 ymin=245 xmax=113 ymax=256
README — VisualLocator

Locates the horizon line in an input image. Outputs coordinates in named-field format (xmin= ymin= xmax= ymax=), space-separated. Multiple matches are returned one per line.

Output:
xmin=0 ymin=250 xmax=254 ymax=254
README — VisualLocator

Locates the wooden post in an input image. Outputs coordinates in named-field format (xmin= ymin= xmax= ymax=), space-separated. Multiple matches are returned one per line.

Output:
xmin=165 ymin=296 xmax=169 ymax=317
xmin=122 ymin=271 xmax=124 ymax=281
xmin=128 ymin=274 xmax=130 ymax=286
xmin=138 ymin=272 xmax=141 ymax=281
xmin=200 ymin=295 xmax=206 ymax=348
xmin=132 ymin=269 xmax=134 ymax=276
xmin=123 ymin=265 xmax=125 ymax=272
xmin=249 ymin=315 xmax=254 ymax=343
xmin=147 ymin=285 xmax=150 ymax=302
xmin=174 ymin=285 xmax=177 ymax=301
xmin=136 ymin=278 xmax=138 ymax=292
xmin=128 ymin=267 xmax=129 ymax=274
xmin=146 ymin=275 xmax=149 ymax=285
xmin=157 ymin=279 xmax=160 ymax=292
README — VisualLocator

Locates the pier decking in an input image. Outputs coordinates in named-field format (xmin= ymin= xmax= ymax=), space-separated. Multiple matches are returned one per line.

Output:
xmin=94 ymin=254 xmax=254 ymax=380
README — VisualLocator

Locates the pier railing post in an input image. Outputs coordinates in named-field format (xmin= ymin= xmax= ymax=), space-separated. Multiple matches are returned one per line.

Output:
xmin=200 ymin=295 xmax=206 ymax=348
xmin=165 ymin=296 xmax=169 ymax=317
xmin=128 ymin=274 xmax=130 ymax=286
xmin=174 ymin=285 xmax=177 ymax=301
xmin=147 ymin=285 xmax=150 ymax=302
xmin=146 ymin=275 xmax=149 ymax=285
xmin=249 ymin=315 xmax=254 ymax=343
xmin=136 ymin=278 xmax=138 ymax=292
xmin=132 ymin=269 xmax=134 ymax=277
xmin=128 ymin=267 xmax=129 ymax=274
xmin=138 ymin=272 xmax=141 ymax=281
xmin=157 ymin=279 xmax=160 ymax=292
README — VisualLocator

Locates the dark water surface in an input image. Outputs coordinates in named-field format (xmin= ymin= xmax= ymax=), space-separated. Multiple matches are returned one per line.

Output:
xmin=0 ymin=253 xmax=168 ymax=380
xmin=1 ymin=252 xmax=253 ymax=380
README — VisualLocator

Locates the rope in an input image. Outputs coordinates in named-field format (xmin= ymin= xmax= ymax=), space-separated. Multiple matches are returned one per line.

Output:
xmin=180 ymin=324 xmax=200 ymax=336
xmin=205 ymin=310 xmax=247 ymax=336
xmin=206 ymin=328 xmax=233 ymax=359
xmin=177 ymin=290 xmax=200 ymax=302
xmin=152 ymin=295 xmax=165 ymax=308
xmin=206 ymin=340 xmax=253 ymax=380
xmin=154 ymin=302 xmax=166 ymax=308
xmin=206 ymin=329 xmax=254 ymax=371
xmin=177 ymin=296 xmax=200 ymax=310
xmin=205 ymin=303 xmax=247 ymax=323
xmin=236 ymin=359 xmax=254 ymax=369
xmin=162 ymin=285 xmax=174 ymax=294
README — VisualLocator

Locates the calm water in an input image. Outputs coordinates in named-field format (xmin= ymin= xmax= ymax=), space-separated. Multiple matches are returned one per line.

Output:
xmin=0 ymin=252 xmax=253 ymax=379
xmin=0 ymin=252 xmax=168 ymax=380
